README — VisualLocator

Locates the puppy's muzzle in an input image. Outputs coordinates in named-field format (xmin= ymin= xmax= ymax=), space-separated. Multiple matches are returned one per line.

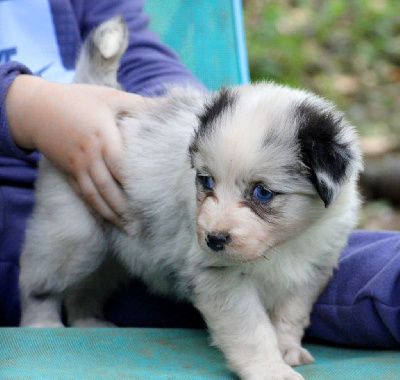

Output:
xmin=206 ymin=232 xmax=231 ymax=252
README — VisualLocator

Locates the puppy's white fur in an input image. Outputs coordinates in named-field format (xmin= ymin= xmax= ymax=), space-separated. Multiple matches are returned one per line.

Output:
xmin=19 ymin=16 xmax=362 ymax=380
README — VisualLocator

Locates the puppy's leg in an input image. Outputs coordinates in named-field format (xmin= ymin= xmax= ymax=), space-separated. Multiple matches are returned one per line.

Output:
xmin=19 ymin=194 xmax=108 ymax=327
xmin=65 ymin=255 xmax=129 ymax=327
xmin=19 ymin=232 xmax=108 ymax=327
xmin=271 ymin=286 xmax=322 ymax=367
xmin=20 ymin=239 xmax=108 ymax=327
xmin=193 ymin=272 xmax=304 ymax=380
xmin=272 ymin=302 xmax=314 ymax=366
xmin=19 ymin=293 xmax=64 ymax=328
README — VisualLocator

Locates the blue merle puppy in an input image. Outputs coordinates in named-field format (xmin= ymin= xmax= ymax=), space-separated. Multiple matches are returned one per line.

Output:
xmin=19 ymin=16 xmax=362 ymax=380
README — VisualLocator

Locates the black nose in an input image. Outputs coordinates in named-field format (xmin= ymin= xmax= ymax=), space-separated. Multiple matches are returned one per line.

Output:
xmin=206 ymin=232 xmax=230 ymax=252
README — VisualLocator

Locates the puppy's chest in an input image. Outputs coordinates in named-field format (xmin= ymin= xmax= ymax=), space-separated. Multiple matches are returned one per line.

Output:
xmin=248 ymin=257 xmax=314 ymax=304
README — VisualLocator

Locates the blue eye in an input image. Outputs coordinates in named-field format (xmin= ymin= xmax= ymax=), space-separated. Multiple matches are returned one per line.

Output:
xmin=198 ymin=175 xmax=214 ymax=190
xmin=253 ymin=184 xmax=274 ymax=201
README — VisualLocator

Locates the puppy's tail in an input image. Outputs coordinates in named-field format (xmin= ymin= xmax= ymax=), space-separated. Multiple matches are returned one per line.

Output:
xmin=74 ymin=15 xmax=128 ymax=89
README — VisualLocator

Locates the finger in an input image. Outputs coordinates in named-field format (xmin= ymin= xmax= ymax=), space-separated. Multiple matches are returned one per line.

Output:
xmin=89 ymin=159 xmax=128 ymax=218
xmin=76 ymin=173 xmax=124 ymax=228
xmin=104 ymin=150 xmax=124 ymax=185
xmin=69 ymin=176 xmax=81 ymax=197
xmin=101 ymin=124 xmax=125 ymax=184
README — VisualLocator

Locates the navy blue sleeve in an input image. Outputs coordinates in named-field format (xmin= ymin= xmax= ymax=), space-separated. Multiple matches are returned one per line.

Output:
xmin=0 ymin=62 xmax=39 ymax=160
xmin=0 ymin=62 xmax=39 ymax=326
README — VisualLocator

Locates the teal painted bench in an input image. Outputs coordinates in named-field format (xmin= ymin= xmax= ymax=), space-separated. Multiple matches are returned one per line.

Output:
xmin=1 ymin=1 xmax=399 ymax=379
xmin=1 ymin=328 xmax=399 ymax=379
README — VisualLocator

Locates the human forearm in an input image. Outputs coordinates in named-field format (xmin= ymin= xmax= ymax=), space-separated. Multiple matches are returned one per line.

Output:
xmin=5 ymin=73 xmax=145 ymax=227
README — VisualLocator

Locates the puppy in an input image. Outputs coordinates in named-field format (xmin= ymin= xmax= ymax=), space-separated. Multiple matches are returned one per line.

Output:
xmin=19 ymin=16 xmax=362 ymax=380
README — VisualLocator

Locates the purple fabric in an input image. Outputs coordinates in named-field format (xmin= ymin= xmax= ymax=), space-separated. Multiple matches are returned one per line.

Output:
xmin=307 ymin=230 xmax=400 ymax=348
xmin=0 ymin=186 xmax=34 ymax=325
xmin=0 ymin=62 xmax=38 ymax=160
xmin=0 ymin=62 xmax=40 ymax=325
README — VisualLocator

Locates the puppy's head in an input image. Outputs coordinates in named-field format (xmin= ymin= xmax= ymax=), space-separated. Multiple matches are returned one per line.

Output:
xmin=189 ymin=82 xmax=362 ymax=261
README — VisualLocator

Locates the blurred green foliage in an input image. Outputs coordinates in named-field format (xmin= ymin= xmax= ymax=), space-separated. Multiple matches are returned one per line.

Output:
xmin=244 ymin=0 xmax=400 ymax=136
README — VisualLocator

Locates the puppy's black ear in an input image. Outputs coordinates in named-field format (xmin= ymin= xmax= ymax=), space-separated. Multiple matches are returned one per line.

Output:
xmin=296 ymin=100 xmax=361 ymax=207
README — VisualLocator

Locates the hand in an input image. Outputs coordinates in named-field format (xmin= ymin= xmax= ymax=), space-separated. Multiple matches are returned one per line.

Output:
xmin=6 ymin=75 xmax=145 ymax=227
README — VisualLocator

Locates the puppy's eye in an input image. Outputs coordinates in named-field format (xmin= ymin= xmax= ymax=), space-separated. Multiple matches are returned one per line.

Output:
xmin=253 ymin=184 xmax=274 ymax=201
xmin=197 ymin=175 xmax=214 ymax=190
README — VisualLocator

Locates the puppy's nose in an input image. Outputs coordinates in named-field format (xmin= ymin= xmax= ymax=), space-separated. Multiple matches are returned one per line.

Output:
xmin=206 ymin=232 xmax=230 ymax=252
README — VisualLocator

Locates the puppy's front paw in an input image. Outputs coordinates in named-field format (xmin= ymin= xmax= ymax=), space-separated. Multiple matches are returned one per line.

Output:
xmin=265 ymin=364 xmax=305 ymax=380
xmin=282 ymin=346 xmax=314 ymax=367
xmin=241 ymin=363 xmax=304 ymax=380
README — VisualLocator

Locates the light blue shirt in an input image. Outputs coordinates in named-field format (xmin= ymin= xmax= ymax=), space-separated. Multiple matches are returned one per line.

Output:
xmin=0 ymin=0 xmax=74 ymax=82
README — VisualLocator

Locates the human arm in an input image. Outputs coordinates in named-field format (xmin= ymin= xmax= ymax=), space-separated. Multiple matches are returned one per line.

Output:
xmin=3 ymin=70 xmax=145 ymax=227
